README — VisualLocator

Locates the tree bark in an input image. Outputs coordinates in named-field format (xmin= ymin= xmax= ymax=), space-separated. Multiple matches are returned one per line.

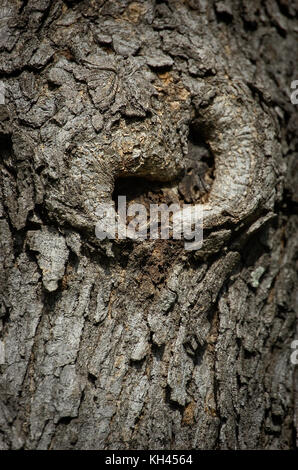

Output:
xmin=0 ymin=0 xmax=297 ymax=450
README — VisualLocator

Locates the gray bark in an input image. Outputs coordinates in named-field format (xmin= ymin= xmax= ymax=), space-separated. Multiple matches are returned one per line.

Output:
xmin=0 ymin=0 xmax=297 ymax=450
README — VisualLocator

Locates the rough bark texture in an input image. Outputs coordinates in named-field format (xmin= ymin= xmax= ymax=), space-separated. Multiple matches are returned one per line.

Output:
xmin=0 ymin=0 xmax=297 ymax=450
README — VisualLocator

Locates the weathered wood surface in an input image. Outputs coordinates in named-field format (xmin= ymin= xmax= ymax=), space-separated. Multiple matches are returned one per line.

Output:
xmin=0 ymin=0 xmax=297 ymax=449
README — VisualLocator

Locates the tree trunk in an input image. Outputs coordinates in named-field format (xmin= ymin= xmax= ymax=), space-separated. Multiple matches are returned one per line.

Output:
xmin=0 ymin=0 xmax=297 ymax=450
